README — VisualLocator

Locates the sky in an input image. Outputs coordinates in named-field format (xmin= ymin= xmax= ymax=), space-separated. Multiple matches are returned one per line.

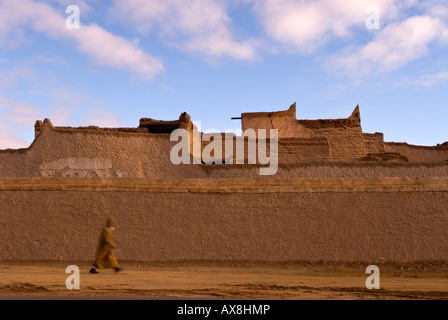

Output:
xmin=0 ymin=0 xmax=447 ymax=149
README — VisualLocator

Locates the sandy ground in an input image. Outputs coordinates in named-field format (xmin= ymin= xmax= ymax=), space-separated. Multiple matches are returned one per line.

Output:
xmin=1 ymin=261 xmax=448 ymax=300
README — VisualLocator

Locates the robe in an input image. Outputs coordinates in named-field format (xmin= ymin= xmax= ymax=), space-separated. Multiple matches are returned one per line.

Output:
xmin=94 ymin=223 xmax=120 ymax=269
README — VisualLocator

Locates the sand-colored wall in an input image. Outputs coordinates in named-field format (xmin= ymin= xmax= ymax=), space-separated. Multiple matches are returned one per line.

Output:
xmin=240 ymin=104 xmax=367 ymax=161
xmin=241 ymin=104 xmax=313 ymax=139
xmin=0 ymin=124 xmax=330 ymax=177
xmin=242 ymin=117 xmax=312 ymax=139
xmin=1 ymin=177 xmax=447 ymax=263
xmin=2 ymin=119 xmax=446 ymax=181
xmin=1 ymin=121 xmax=447 ymax=263
xmin=2 ymin=123 xmax=448 ymax=178
xmin=200 ymin=134 xmax=331 ymax=164
xmin=278 ymin=137 xmax=331 ymax=162
xmin=309 ymin=127 xmax=367 ymax=161
xmin=1 ymin=122 xmax=447 ymax=178
xmin=363 ymin=133 xmax=385 ymax=154
xmin=0 ymin=120 xmax=181 ymax=178
xmin=0 ymin=149 xmax=28 ymax=177
xmin=384 ymin=143 xmax=448 ymax=162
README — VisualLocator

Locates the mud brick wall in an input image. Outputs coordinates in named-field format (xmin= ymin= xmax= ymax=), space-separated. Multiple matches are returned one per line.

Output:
xmin=363 ymin=133 xmax=386 ymax=154
xmin=385 ymin=142 xmax=448 ymax=162
xmin=1 ymin=122 xmax=447 ymax=180
xmin=1 ymin=177 xmax=447 ymax=263
xmin=1 ymin=120 xmax=448 ymax=263
xmin=278 ymin=138 xmax=330 ymax=162
xmin=310 ymin=127 xmax=367 ymax=161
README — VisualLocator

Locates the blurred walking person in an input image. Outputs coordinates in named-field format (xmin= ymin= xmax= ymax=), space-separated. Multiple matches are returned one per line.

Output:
xmin=89 ymin=216 xmax=122 ymax=274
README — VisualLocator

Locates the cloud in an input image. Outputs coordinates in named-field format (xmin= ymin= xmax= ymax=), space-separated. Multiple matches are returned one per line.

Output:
xmin=73 ymin=24 xmax=164 ymax=79
xmin=0 ymin=96 xmax=43 ymax=149
xmin=0 ymin=0 xmax=164 ymax=80
xmin=331 ymin=15 xmax=448 ymax=75
xmin=110 ymin=0 xmax=256 ymax=61
xmin=79 ymin=110 xmax=124 ymax=127
xmin=395 ymin=71 xmax=448 ymax=88
xmin=0 ymin=92 xmax=125 ymax=149
xmin=248 ymin=0 xmax=400 ymax=54
xmin=0 ymin=124 xmax=30 ymax=149
xmin=248 ymin=0 xmax=448 ymax=77
xmin=46 ymin=0 xmax=93 ymax=15
xmin=1 ymin=100 xmax=42 ymax=127
xmin=45 ymin=86 xmax=125 ymax=128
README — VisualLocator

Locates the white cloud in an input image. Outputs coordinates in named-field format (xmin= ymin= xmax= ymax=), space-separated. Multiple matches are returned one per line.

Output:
xmin=46 ymin=0 xmax=93 ymax=15
xmin=248 ymin=0 xmax=448 ymax=77
xmin=47 ymin=103 xmax=73 ymax=126
xmin=395 ymin=71 xmax=448 ymax=88
xmin=73 ymin=24 xmax=163 ymax=80
xmin=331 ymin=15 xmax=447 ymax=75
xmin=110 ymin=0 xmax=256 ymax=61
xmin=0 ymin=0 xmax=164 ymax=80
xmin=0 ymin=92 xmax=125 ymax=149
xmin=0 ymin=124 xmax=30 ymax=149
xmin=45 ymin=86 xmax=125 ymax=128
xmin=0 ymin=96 xmax=43 ymax=149
xmin=1 ymin=100 xmax=42 ymax=127
xmin=249 ymin=0 xmax=400 ymax=53
xmin=79 ymin=110 xmax=124 ymax=128
xmin=30 ymin=54 xmax=68 ymax=66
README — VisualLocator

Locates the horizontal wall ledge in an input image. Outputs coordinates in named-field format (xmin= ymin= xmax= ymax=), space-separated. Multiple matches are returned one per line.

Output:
xmin=0 ymin=177 xmax=447 ymax=193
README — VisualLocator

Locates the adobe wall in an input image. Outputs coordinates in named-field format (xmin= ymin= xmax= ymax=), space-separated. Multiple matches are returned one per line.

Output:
xmin=241 ymin=103 xmax=312 ymax=139
xmin=363 ymin=133 xmax=386 ymax=154
xmin=278 ymin=137 xmax=331 ymax=162
xmin=2 ymin=122 xmax=448 ymax=178
xmin=0 ymin=120 xmax=181 ymax=178
xmin=1 ymin=177 xmax=447 ymax=263
xmin=1 ymin=120 xmax=448 ymax=178
xmin=240 ymin=104 xmax=367 ymax=161
xmin=0 ymin=126 xmax=330 ymax=176
xmin=384 ymin=142 xmax=448 ymax=163
xmin=310 ymin=127 xmax=367 ymax=160
xmin=1 ymin=122 xmax=448 ymax=263
xmin=200 ymin=134 xmax=331 ymax=164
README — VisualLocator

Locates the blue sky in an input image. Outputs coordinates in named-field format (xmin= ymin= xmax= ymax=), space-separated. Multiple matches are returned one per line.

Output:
xmin=0 ymin=0 xmax=447 ymax=149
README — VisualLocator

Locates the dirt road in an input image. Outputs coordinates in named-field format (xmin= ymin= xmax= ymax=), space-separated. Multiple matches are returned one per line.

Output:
xmin=1 ymin=261 xmax=448 ymax=299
